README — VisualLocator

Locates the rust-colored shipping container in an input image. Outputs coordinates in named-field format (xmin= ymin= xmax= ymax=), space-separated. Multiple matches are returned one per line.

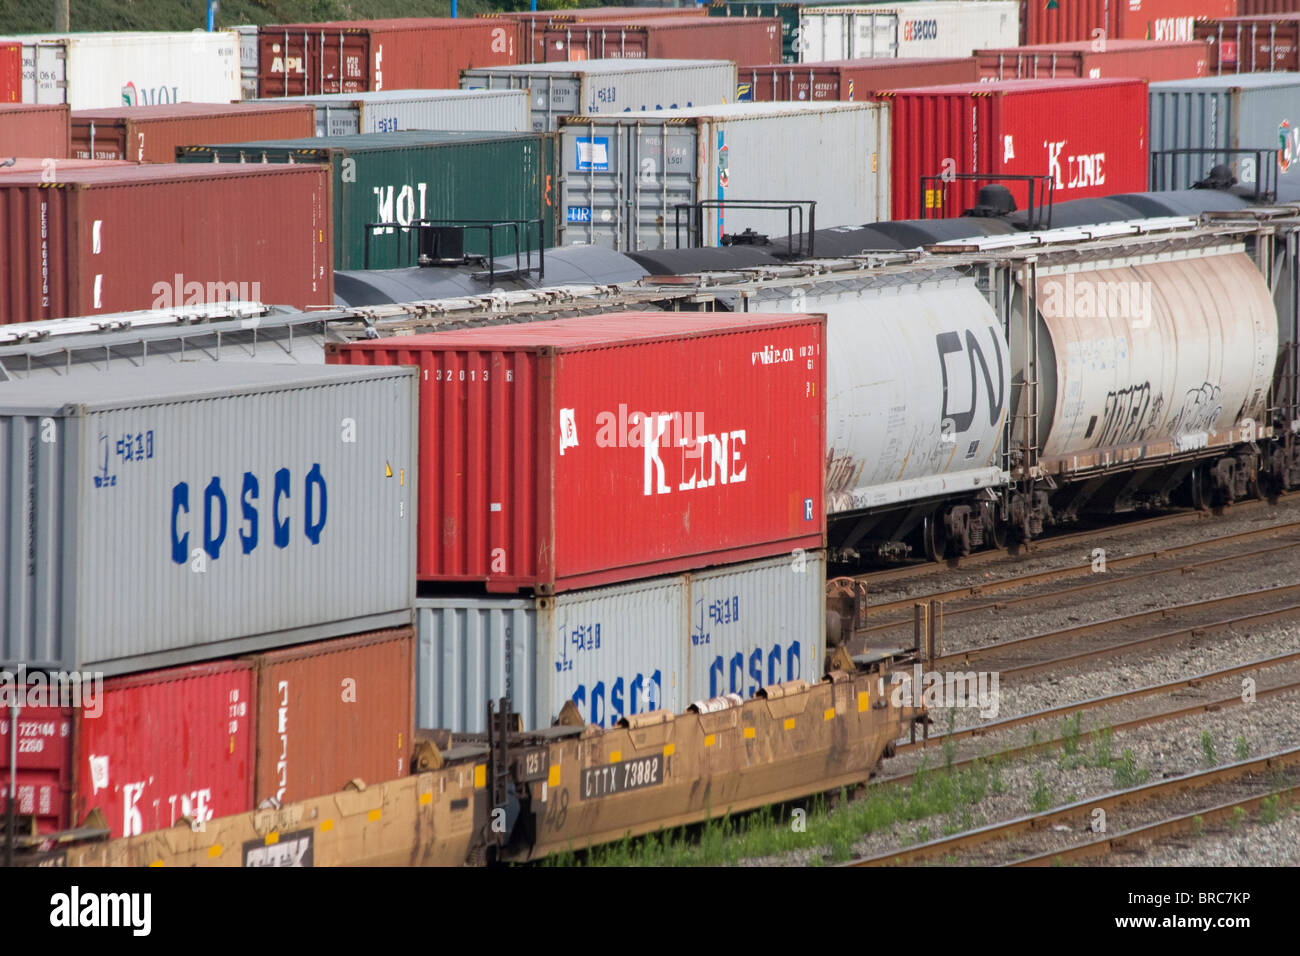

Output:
xmin=883 ymin=77 xmax=1150 ymax=220
xmin=0 ymin=158 xmax=131 ymax=173
xmin=737 ymin=57 xmax=979 ymax=102
xmin=258 ymin=18 xmax=522 ymax=97
xmin=330 ymin=312 xmax=827 ymax=593
xmin=487 ymin=6 xmax=709 ymax=63
xmin=1196 ymin=13 xmax=1300 ymax=70
xmin=0 ymin=103 xmax=70 ymax=157
xmin=0 ymin=164 xmax=332 ymax=323
xmin=70 ymin=102 xmax=317 ymax=163
xmin=976 ymin=39 xmax=1210 ymax=81
xmin=1237 ymin=0 xmax=1300 ymax=13
xmin=1 ymin=42 xmax=19 ymax=103
xmin=542 ymin=16 xmax=781 ymax=64
xmin=1024 ymin=0 xmax=1237 ymax=43
xmin=253 ymin=629 xmax=414 ymax=808
xmin=0 ymin=695 xmax=74 ymax=834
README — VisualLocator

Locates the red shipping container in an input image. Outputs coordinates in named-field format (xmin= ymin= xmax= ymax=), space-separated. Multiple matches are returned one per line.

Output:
xmin=253 ymin=629 xmax=413 ymax=807
xmin=0 ymin=164 xmax=332 ymax=323
xmin=976 ymin=39 xmax=1210 ymax=81
xmin=70 ymin=102 xmax=316 ymax=163
xmin=1238 ymin=0 xmax=1300 ymax=12
xmin=0 ymin=103 xmax=70 ymax=158
xmin=329 ymin=312 xmax=827 ymax=593
xmin=1024 ymin=0 xmax=1237 ymax=44
xmin=488 ymin=7 xmax=709 ymax=62
xmin=258 ymin=18 xmax=521 ymax=97
xmin=1196 ymin=14 xmax=1300 ymax=70
xmin=542 ymin=16 xmax=781 ymax=64
xmin=883 ymin=77 xmax=1150 ymax=220
xmin=738 ymin=57 xmax=980 ymax=102
xmin=75 ymin=662 xmax=255 ymax=840
xmin=0 ymin=696 xmax=75 ymax=834
xmin=1 ymin=42 xmax=18 ymax=103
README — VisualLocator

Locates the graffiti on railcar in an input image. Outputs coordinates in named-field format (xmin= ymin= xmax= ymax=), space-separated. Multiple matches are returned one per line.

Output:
xmin=1088 ymin=381 xmax=1165 ymax=447
xmin=1168 ymin=382 xmax=1223 ymax=439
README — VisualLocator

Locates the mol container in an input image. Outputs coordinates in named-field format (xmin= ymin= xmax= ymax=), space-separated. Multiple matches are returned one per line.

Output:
xmin=976 ymin=39 xmax=1210 ymax=82
xmin=0 ymin=102 xmax=69 ymax=156
xmin=558 ymin=101 xmax=890 ymax=250
xmin=490 ymin=7 xmax=709 ymax=63
xmin=257 ymin=89 xmax=531 ymax=138
xmin=178 ymin=131 xmax=546 ymax=269
xmin=330 ymin=312 xmax=827 ymax=594
xmin=798 ymin=3 xmax=1020 ymax=61
xmin=2 ymin=42 xmax=20 ymax=101
xmin=69 ymin=102 xmax=316 ymax=163
xmin=0 ymin=32 xmax=241 ymax=109
xmin=0 ymin=164 xmax=331 ymax=322
xmin=0 ymin=364 xmax=417 ymax=676
xmin=883 ymin=78 xmax=1150 ymax=220
xmin=1196 ymin=14 xmax=1300 ymax=72
xmin=461 ymin=59 xmax=736 ymax=132
xmin=415 ymin=551 xmax=827 ymax=732
xmin=257 ymin=19 xmax=521 ymax=97
xmin=542 ymin=16 xmax=781 ymax=64
xmin=1026 ymin=0 xmax=1238 ymax=44
xmin=736 ymin=57 xmax=979 ymax=101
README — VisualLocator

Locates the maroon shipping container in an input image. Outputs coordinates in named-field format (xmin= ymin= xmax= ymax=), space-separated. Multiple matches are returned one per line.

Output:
xmin=1025 ymin=0 xmax=1237 ymax=43
xmin=258 ymin=18 xmax=522 ymax=97
xmin=0 ymin=697 xmax=75 ymax=834
xmin=70 ymin=102 xmax=317 ymax=163
xmin=487 ymin=6 xmax=709 ymax=63
xmin=0 ymin=164 xmax=332 ymax=323
xmin=976 ymin=39 xmax=1210 ymax=81
xmin=738 ymin=58 xmax=979 ymax=102
xmin=253 ymin=629 xmax=413 ymax=808
xmin=329 ymin=312 xmax=827 ymax=593
xmin=884 ymin=77 xmax=1150 ymax=220
xmin=1238 ymin=0 xmax=1300 ymax=12
xmin=1 ymin=42 xmax=18 ymax=103
xmin=0 ymin=103 xmax=70 ymax=158
xmin=542 ymin=16 xmax=781 ymax=64
xmin=1196 ymin=14 xmax=1300 ymax=70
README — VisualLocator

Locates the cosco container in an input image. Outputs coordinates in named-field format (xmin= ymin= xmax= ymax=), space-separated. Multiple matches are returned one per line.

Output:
xmin=0 ymin=164 xmax=332 ymax=322
xmin=1195 ymin=14 xmax=1300 ymax=72
xmin=330 ymin=312 xmax=826 ymax=593
xmin=558 ymin=101 xmax=890 ymax=250
xmin=0 ymin=364 xmax=417 ymax=676
xmin=0 ymin=32 xmax=241 ymax=109
xmin=178 ymin=131 xmax=546 ymax=269
xmin=415 ymin=551 xmax=827 ymax=732
xmin=1025 ymin=0 xmax=1237 ymax=44
xmin=257 ymin=18 xmax=521 ymax=97
xmin=2 ymin=42 xmax=20 ymax=102
xmin=0 ymin=102 xmax=69 ymax=155
xmin=542 ymin=16 xmax=781 ymax=64
xmin=256 ymin=88 xmax=531 ymax=138
xmin=461 ymin=59 xmax=736 ymax=132
xmin=70 ymin=102 xmax=316 ymax=163
xmin=798 ymin=3 xmax=1020 ymax=61
xmin=883 ymin=78 xmax=1149 ymax=220
xmin=492 ymin=7 xmax=709 ymax=63
xmin=737 ymin=56 xmax=978 ymax=101
xmin=976 ymin=39 xmax=1210 ymax=82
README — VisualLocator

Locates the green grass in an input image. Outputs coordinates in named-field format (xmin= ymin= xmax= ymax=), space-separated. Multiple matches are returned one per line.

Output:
xmin=1028 ymin=770 xmax=1055 ymax=813
xmin=1201 ymin=731 xmax=1218 ymax=768
xmin=1113 ymin=748 xmax=1150 ymax=790
xmin=1234 ymin=736 xmax=1250 ymax=762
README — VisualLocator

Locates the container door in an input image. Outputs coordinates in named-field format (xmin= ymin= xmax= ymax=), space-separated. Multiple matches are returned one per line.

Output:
xmin=850 ymin=12 xmax=899 ymax=59
xmin=30 ymin=42 xmax=66 ymax=105
xmin=314 ymin=30 xmax=369 ymax=94
xmin=258 ymin=29 xmax=310 ymax=97
xmin=627 ymin=121 xmax=698 ymax=251
xmin=1 ymin=43 xmax=19 ymax=102
xmin=0 ymin=702 xmax=74 ymax=836
xmin=560 ymin=122 xmax=624 ymax=248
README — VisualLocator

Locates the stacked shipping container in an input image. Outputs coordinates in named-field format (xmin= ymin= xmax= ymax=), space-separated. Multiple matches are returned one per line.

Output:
xmin=975 ymin=39 xmax=1211 ymax=81
xmin=1195 ymin=14 xmax=1300 ymax=71
xmin=541 ymin=16 xmax=782 ymax=63
xmin=0 ymin=102 xmax=69 ymax=156
xmin=254 ymin=88 xmax=531 ymax=138
xmin=1024 ymin=0 xmax=1238 ymax=44
xmin=736 ymin=57 xmax=980 ymax=101
xmin=69 ymin=102 xmax=317 ymax=163
xmin=1 ymin=42 xmax=19 ymax=101
xmin=492 ymin=6 xmax=710 ymax=63
xmin=797 ymin=2 xmax=1021 ymax=60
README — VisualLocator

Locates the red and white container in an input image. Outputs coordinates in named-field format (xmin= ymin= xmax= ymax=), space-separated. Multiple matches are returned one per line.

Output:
xmin=1024 ymin=0 xmax=1237 ymax=44
xmin=976 ymin=39 xmax=1210 ymax=81
xmin=1195 ymin=13 xmax=1300 ymax=71
xmin=883 ymin=77 xmax=1150 ymax=220
xmin=70 ymin=102 xmax=316 ymax=163
xmin=330 ymin=312 xmax=827 ymax=593
xmin=737 ymin=57 xmax=979 ymax=101
xmin=542 ymin=16 xmax=781 ymax=64
xmin=0 ymin=103 xmax=69 ymax=156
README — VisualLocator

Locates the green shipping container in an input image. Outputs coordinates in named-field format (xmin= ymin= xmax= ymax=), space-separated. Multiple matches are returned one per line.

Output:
xmin=177 ymin=131 xmax=550 ymax=271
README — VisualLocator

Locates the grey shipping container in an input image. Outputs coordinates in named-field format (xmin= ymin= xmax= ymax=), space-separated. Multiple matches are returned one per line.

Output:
xmin=415 ymin=551 xmax=826 ymax=733
xmin=256 ymin=88 xmax=532 ymax=138
xmin=460 ymin=59 xmax=737 ymax=132
xmin=1150 ymin=73 xmax=1300 ymax=192
xmin=236 ymin=25 xmax=259 ymax=100
xmin=0 ymin=363 xmax=417 ymax=676
xmin=558 ymin=101 xmax=890 ymax=250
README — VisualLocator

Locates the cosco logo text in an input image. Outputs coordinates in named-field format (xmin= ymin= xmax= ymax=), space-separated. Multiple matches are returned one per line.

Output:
xmin=171 ymin=466 xmax=327 ymax=564
xmin=903 ymin=19 xmax=938 ymax=41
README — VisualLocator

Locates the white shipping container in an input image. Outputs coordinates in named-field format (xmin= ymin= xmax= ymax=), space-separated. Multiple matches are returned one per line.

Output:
xmin=559 ymin=101 xmax=891 ymax=250
xmin=1 ymin=31 xmax=241 ymax=109
xmin=415 ymin=552 xmax=826 ymax=732
xmin=460 ymin=59 xmax=737 ymax=132
xmin=235 ymin=26 xmax=259 ymax=101
xmin=256 ymin=88 xmax=532 ymax=138
xmin=799 ymin=2 xmax=1020 ymax=61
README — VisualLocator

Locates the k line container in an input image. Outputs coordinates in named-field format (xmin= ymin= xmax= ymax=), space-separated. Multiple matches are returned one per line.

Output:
xmin=976 ymin=39 xmax=1211 ymax=82
xmin=541 ymin=16 xmax=781 ymax=64
xmin=798 ymin=2 xmax=1020 ymax=61
xmin=0 ymin=364 xmax=418 ymax=676
xmin=492 ymin=7 xmax=710 ymax=63
xmin=1025 ymin=0 xmax=1238 ymax=44
xmin=257 ymin=18 xmax=521 ymax=97
xmin=256 ymin=88 xmax=531 ymax=138
xmin=415 ymin=551 xmax=827 ymax=732
xmin=177 ymin=131 xmax=546 ymax=269
xmin=736 ymin=56 xmax=979 ymax=101
xmin=1195 ymin=14 xmax=1300 ymax=71
xmin=558 ymin=101 xmax=890 ymax=250
xmin=0 ymin=32 xmax=241 ymax=109
xmin=330 ymin=312 xmax=826 ymax=593
xmin=883 ymin=78 xmax=1150 ymax=220
xmin=0 ymin=164 xmax=332 ymax=322
xmin=0 ymin=102 xmax=69 ymax=156
xmin=461 ymin=59 xmax=737 ymax=132
xmin=70 ymin=103 xmax=316 ymax=163
xmin=1 ymin=42 xmax=19 ymax=102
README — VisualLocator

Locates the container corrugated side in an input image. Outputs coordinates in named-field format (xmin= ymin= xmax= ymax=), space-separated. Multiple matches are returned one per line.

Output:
xmin=709 ymin=1 xmax=817 ymax=64
xmin=256 ymin=89 xmax=531 ymax=137
xmin=1196 ymin=14 xmax=1300 ymax=72
xmin=798 ymin=3 xmax=1020 ymax=61
xmin=736 ymin=57 xmax=979 ymax=101
xmin=0 ymin=364 xmax=417 ymax=676
xmin=1026 ymin=0 xmax=1236 ymax=44
xmin=495 ymin=7 xmax=709 ymax=63
xmin=2 ymin=43 xmax=22 ymax=102
xmin=542 ymin=16 xmax=781 ymax=64
xmin=976 ymin=39 xmax=1210 ymax=82
xmin=0 ymin=102 xmax=69 ymax=156
xmin=69 ymin=103 xmax=316 ymax=163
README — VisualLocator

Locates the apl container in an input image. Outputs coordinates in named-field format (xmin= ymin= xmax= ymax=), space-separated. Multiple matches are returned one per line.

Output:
xmin=558 ymin=101 xmax=890 ymax=250
xmin=0 ymin=102 xmax=69 ymax=156
xmin=798 ymin=2 xmax=1020 ymax=61
xmin=415 ymin=550 xmax=827 ymax=732
xmin=178 ymin=131 xmax=546 ymax=269
xmin=883 ymin=77 xmax=1150 ymax=220
xmin=0 ymin=364 xmax=417 ymax=676
xmin=1025 ymin=0 xmax=1238 ymax=44
xmin=70 ymin=102 xmax=316 ymax=162
xmin=737 ymin=56 xmax=979 ymax=101
xmin=542 ymin=16 xmax=781 ymax=64
xmin=330 ymin=312 xmax=826 ymax=594
xmin=1195 ymin=14 xmax=1300 ymax=72
xmin=976 ymin=39 xmax=1210 ymax=82
xmin=461 ymin=59 xmax=737 ymax=132
xmin=0 ymin=164 xmax=332 ymax=322
xmin=0 ymin=32 xmax=241 ymax=109
xmin=256 ymin=88 xmax=531 ymax=138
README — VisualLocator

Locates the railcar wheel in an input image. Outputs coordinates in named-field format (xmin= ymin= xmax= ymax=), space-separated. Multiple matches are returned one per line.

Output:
xmin=1190 ymin=466 xmax=1210 ymax=512
xmin=922 ymin=512 xmax=946 ymax=563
